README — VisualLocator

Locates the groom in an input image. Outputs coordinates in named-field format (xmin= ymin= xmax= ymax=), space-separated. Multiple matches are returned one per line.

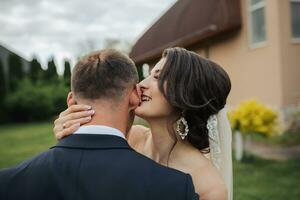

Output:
xmin=0 ymin=49 xmax=199 ymax=200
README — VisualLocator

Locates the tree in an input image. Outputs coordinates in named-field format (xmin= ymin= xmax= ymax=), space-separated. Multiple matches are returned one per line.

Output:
xmin=29 ymin=56 xmax=43 ymax=83
xmin=63 ymin=59 xmax=71 ymax=87
xmin=44 ymin=56 xmax=58 ymax=81
xmin=8 ymin=53 xmax=23 ymax=91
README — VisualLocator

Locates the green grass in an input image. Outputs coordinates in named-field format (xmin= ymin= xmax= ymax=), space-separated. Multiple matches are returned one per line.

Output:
xmin=0 ymin=122 xmax=56 ymax=169
xmin=233 ymin=155 xmax=300 ymax=199
xmin=251 ymin=132 xmax=300 ymax=146
xmin=0 ymin=123 xmax=300 ymax=199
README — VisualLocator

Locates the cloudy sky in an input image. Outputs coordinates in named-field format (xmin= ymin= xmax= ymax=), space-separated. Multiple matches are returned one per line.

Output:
xmin=0 ymin=0 xmax=176 ymax=72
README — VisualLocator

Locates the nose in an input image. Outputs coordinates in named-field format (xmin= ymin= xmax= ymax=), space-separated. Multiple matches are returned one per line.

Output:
xmin=138 ymin=77 xmax=149 ymax=93
xmin=135 ymin=84 xmax=142 ymax=99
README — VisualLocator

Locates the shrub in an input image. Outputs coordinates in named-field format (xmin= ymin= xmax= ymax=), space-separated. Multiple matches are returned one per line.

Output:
xmin=4 ymin=78 xmax=68 ymax=122
xmin=50 ymin=80 xmax=69 ymax=116
xmin=229 ymin=99 xmax=279 ymax=137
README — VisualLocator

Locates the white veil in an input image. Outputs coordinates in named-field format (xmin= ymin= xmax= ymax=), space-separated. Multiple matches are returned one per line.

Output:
xmin=208 ymin=106 xmax=233 ymax=200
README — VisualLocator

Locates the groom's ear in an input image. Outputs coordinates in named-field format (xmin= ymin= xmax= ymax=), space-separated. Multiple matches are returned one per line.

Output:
xmin=67 ymin=92 xmax=76 ymax=107
xmin=128 ymin=85 xmax=140 ymax=111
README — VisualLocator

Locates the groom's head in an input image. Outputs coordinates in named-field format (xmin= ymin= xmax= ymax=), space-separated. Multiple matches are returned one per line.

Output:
xmin=69 ymin=49 xmax=139 ymax=131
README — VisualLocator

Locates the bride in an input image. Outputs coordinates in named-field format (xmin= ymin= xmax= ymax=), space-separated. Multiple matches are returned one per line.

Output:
xmin=53 ymin=47 xmax=233 ymax=200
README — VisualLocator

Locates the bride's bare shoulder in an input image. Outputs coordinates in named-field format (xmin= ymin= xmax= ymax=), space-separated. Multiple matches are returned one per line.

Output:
xmin=190 ymin=154 xmax=228 ymax=200
xmin=127 ymin=125 xmax=150 ymax=148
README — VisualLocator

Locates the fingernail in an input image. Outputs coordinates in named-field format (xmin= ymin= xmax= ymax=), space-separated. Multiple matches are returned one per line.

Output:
xmin=86 ymin=110 xmax=94 ymax=115
xmin=85 ymin=105 xmax=92 ymax=110
xmin=86 ymin=116 xmax=91 ymax=120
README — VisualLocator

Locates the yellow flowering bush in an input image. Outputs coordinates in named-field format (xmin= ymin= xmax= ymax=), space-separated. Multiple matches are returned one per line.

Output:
xmin=229 ymin=99 xmax=279 ymax=137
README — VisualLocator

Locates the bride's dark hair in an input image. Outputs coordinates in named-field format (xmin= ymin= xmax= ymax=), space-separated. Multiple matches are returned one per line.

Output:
xmin=158 ymin=47 xmax=231 ymax=153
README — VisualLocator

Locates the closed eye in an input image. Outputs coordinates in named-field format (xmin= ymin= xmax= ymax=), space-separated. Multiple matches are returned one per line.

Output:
xmin=152 ymin=69 xmax=161 ymax=79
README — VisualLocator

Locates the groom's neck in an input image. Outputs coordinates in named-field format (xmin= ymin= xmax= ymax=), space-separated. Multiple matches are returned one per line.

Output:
xmin=82 ymin=102 xmax=128 ymax=135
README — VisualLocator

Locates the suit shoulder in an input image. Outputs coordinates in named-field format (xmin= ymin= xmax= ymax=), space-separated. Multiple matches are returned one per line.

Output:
xmin=125 ymin=151 xmax=197 ymax=198
xmin=0 ymin=149 xmax=55 ymax=185
xmin=128 ymin=149 xmax=190 ymax=180
xmin=1 ymin=149 xmax=55 ymax=172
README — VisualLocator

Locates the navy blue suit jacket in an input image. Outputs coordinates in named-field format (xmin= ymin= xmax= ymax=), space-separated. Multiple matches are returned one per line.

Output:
xmin=0 ymin=134 xmax=199 ymax=200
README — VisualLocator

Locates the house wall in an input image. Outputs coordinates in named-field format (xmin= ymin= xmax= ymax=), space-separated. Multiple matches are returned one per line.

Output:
xmin=278 ymin=0 xmax=300 ymax=107
xmin=196 ymin=0 xmax=285 ymax=108
xmin=137 ymin=0 xmax=299 ymax=109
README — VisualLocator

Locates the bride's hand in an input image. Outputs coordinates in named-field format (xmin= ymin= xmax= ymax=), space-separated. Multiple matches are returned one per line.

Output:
xmin=53 ymin=105 xmax=95 ymax=140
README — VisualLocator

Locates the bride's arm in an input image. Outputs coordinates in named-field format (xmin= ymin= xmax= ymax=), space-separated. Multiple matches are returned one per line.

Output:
xmin=53 ymin=104 xmax=150 ymax=145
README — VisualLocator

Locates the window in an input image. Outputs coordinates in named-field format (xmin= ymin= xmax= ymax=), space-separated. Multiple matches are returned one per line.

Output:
xmin=248 ymin=0 xmax=267 ymax=47
xmin=142 ymin=63 xmax=150 ymax=78
xmin=291 ymin=0 xmax=300 ymax=41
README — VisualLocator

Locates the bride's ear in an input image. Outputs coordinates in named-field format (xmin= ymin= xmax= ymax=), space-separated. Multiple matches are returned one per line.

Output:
xmin=67 ymin=92 xmax=76 ymax=107
xmin=128 ymin=85 xmax=140 ymax=111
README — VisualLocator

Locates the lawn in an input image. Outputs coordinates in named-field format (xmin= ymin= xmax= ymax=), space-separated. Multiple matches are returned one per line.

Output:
xmin=0 ymin=123 xmax=300 ymax=199
xmin=251 ymin=131 xmax=300 ymax=146
xmin=233 ymin=156 xmax=300 ymax=199
xmin=0 ymin=122 xmax=56 ymax=168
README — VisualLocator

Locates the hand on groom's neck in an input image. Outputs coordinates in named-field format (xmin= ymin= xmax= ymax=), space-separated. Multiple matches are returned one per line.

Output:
xmin=67 ymin=91 xmax=132 ymax=137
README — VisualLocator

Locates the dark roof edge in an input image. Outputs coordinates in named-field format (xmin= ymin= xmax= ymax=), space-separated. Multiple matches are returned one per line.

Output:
xmin=131 ymin=23 xmax=241 ymax=65
xmin=0 ymin=43 xmax=30 ymax=62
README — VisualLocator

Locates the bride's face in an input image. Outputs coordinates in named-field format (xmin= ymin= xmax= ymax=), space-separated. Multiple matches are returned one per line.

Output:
xmin=134 ymin=58 xmax=174 ymax=120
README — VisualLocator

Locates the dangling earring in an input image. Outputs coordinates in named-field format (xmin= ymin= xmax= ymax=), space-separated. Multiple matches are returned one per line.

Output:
xmin=176 ymin=116 xmax=189 ymax=140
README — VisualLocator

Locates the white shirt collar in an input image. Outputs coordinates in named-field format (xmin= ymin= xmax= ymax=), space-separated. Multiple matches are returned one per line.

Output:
xmin=73 ymin=125 xmax=125 ymax=139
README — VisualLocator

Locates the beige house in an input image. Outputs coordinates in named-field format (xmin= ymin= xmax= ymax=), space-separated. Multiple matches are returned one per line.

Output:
xmin=129 ymin=0 xmax=300 ymax=110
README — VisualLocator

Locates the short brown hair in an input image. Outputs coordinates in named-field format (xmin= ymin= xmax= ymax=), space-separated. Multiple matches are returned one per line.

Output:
xmin=71 ymin=49 xmax=138 ymax=102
